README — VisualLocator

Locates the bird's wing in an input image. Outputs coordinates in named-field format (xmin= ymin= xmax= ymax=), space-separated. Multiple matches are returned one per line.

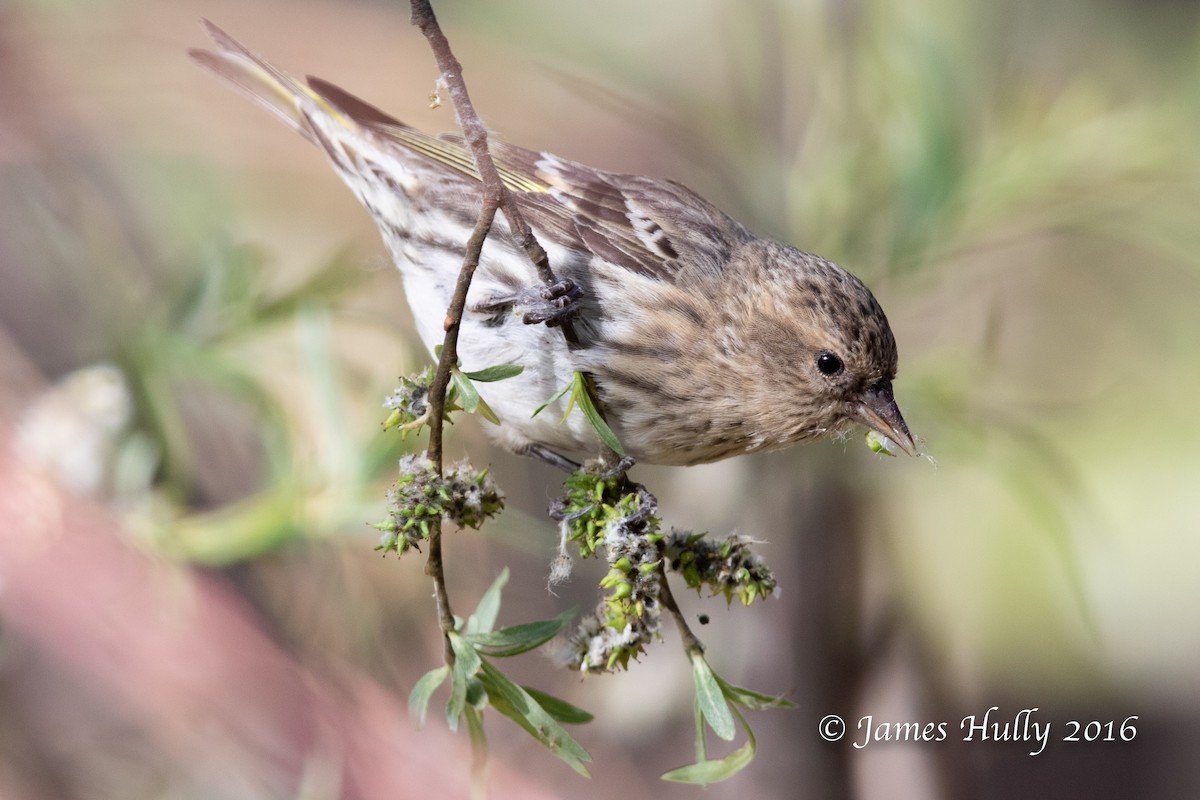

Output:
xmin=192 ymin=20 xmax=746 ymax=283
xmin=522 ymin=153 xmax=750 ymax=281
xmin=306 ymin=82 xmax=749 ymax=282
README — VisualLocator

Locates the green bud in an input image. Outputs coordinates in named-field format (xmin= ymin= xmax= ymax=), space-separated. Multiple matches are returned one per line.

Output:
xmin=866 ymin=429 xmax=898 ymax=456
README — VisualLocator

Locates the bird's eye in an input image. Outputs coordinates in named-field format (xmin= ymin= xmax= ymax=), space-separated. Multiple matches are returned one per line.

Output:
xmin=816 ymin=352 xmax=844 ymax=376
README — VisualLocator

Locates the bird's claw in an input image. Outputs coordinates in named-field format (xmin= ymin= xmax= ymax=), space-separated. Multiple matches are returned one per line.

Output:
xmin=520 ymin=279 xmax=582 ymax=327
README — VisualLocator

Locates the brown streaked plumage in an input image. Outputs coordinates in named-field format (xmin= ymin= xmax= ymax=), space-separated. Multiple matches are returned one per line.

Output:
xmin=190 ymin=21 xmax=916 ymax=466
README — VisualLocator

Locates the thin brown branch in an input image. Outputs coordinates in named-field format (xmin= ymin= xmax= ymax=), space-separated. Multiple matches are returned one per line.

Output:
xmin=406 ymin=0 xmax=519 ymax=665
xmin=423 ymin=205 xmax=500 ymax=658
xmin=657 ymin=553 xmax=706 ymax=656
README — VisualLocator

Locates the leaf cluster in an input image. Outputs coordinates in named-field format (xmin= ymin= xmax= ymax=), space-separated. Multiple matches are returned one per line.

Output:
xmin=409 ymin=570 xmax=594 ymax=777
xmin=533 ymin=371 xmax=624 ymax=456
xmin=662 ymin=655 xmax=794 ymax=784
xmin=383 ymin=359 xmax=523 ymax=435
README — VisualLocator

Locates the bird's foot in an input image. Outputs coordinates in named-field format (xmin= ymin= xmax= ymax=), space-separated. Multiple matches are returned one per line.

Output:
xmin=518 ymin=443 xmax=581 ymax=473
xmin=519 ymin=279 xmax=582 ymax=328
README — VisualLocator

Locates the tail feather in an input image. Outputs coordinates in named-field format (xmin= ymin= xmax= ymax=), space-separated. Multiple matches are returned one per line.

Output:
xmin=189 ymin=19 xmax=347 ymax=146
xmin=191 ymin=21 xmax=551 ymax=194
xmin=306 ymin=76 xmax=405 ymax=129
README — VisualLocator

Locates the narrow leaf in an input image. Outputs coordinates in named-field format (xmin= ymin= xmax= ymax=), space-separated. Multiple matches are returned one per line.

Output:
xmin=715 ymin=675 xmax=795 ymax=711
xmin=465 ymin=705 xmax=488 ymax=784
xmin=477 ymin=659 xmax=592 ymax=776
xmin=446 ymin=632 xmax=482 ymax=732
xmin=465 ymin=609 xmax=574 ymax=657
xmin=464 ymin=364 xmax=524 ymax=382
xmin=522 ymin=687 xmax=594 ymax=725
xmin=662 ymin=706 xmax=756 ymax=784
xmin=572 ymin=372 xmax=625 ymax=456
xmin=662 ymin=732 xmax=755 ymax=783
xmin=466 ymin=568 xmax=509 ymax=636
xmin=692 ymin=694 xmax=708 ymax=764
xmin=465 ymin=677 xmax=486 ymax=709
xmin=476 ymin=395 xmax=501 ymax=425
xmin=451 ymin=369 xmax=481 ymax=414
xmin=532 ymin=382 xmax=572 ymax=418
xmin=408 ymin=665 xmax=449 ymax=728
xmin=691 ymin=653 xmax=735 ymax=741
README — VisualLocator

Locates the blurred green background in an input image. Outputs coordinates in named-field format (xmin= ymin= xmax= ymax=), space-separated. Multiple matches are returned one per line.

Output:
xmin=1 ymin=0 xmax=1198 ymax=798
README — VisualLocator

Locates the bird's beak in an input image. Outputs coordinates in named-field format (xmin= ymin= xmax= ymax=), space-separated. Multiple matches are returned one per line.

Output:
xmin=854 ymin=382 xmax=917 ymax=456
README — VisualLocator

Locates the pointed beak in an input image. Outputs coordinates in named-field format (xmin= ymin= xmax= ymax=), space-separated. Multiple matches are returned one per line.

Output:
xmin=854 ymin=381 xmax=917 ymax=456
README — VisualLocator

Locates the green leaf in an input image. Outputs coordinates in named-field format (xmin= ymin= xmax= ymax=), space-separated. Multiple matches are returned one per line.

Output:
xmin=408 ymin=665 xmax=449 ymax=728
xmin=463 ymin=364 xmax=524 ymax=382
xmin=662 ymin=707 xmax=756 ymax=784
xmin=532 ymin=381 xmax=572 ymax=418
xmin=572 ymin=372 xmax=625 ymax=456
xmin=477 ymin=659 xmax=592 ymax=777
xmin=476 ymin=395 xmax=501 ymax=425
xmin=522 ymin=687 xmax=594 ymax=725
xmin=465 ymin=609 xmax=574 ymax=657
xmin=446 ymin=632 xmax=482 ymax=732
xmin=715 ymin=675 xmax=795 ymax=711
xmin=691 ymin=653 xmax=735 ymax=741
xmin=451 ymin=369 xmax=481 ymax=414
xmin=692 ymin=694 xmax=708 ymax=764
xmin=466 ymin=568 xmax=509 ymax=636
xmin=465 ymin=677 xmax=487 ymax=709
xmin=465 ymin=706 xmax=488 ymax=784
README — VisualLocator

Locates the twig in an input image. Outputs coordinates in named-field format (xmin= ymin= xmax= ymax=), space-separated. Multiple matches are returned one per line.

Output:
xmin=406 ymin=0 xmax=512 ymax=664
xmin=657 ymin=557 xmax=705 ymax=656
xmin=423 ymin=208 xmax=499 ymax=661
xmin=634 ymin=480 xmax=707 ymax=657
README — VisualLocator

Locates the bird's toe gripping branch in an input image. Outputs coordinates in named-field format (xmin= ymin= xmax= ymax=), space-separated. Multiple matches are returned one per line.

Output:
xmin=519 ymin=279 xmax=583 ymax=327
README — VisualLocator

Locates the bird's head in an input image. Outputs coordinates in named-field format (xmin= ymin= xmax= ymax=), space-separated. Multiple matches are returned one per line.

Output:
xmin=747 ymin=242 xmax=917 ymax=456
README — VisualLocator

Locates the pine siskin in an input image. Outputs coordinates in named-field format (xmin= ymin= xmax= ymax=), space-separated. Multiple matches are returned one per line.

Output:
xmin=190 ymin=22 xmax=916 ymax=467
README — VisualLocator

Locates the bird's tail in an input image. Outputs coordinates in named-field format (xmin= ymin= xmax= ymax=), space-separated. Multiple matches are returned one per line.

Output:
xmin=188 ymin=19 xmax=370 ymax=148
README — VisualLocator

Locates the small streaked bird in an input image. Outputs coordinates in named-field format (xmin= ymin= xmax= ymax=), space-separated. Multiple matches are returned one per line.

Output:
xmin=190 ymin=21 xmax=916 ymax=467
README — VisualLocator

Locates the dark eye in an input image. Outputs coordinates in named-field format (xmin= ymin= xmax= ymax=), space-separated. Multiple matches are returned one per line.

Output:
xmin=816 ymin=352 xmax=844 ymax=376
